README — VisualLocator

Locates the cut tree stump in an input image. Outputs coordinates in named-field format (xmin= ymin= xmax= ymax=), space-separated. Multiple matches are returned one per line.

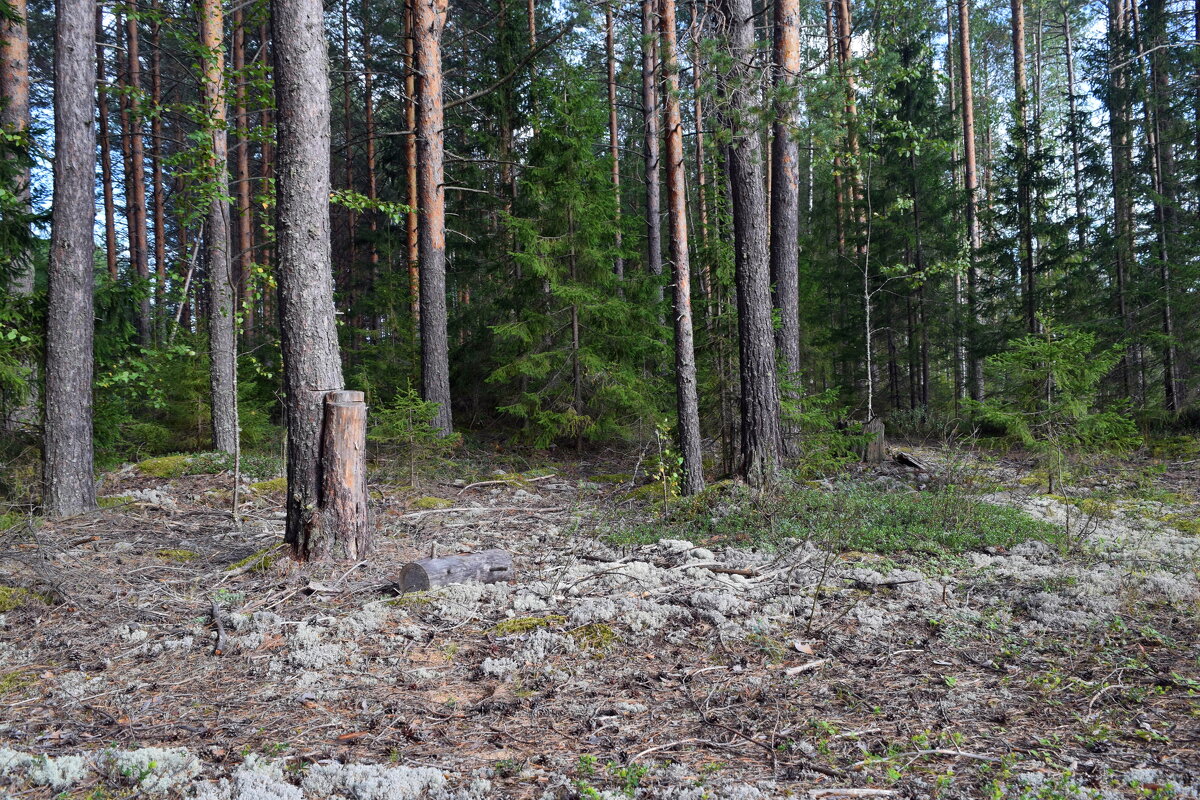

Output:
xmin=397 ymin=549 xmax=514 ymax=593
xmin=299 ymin=390 xmax=372 ymax=561
xmin=862 ymin=417 xmax=886 ymax=464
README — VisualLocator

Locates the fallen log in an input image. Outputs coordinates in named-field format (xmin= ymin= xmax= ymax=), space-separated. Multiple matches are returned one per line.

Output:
xmin=397 ymin=549 xmax=514 ymax=593
xmin=893 ymin=450 xmax=928 ymax=471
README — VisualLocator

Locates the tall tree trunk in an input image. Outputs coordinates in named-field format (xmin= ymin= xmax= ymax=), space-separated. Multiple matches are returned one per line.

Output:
xmin=642 ymin=0 xmax=663 ymax=303
xmin=835 ymin=0 xmax=865 ymax=249
xmin=200 ymin=0 xmax=238 ymax=454
xmin=150 ymin=0 xmax=167 ymax=336
xmin=340 ymin=0 xmax=357 ymax=313
xmin=770 ymin=0 xmax=801 ymax=388
xmin=691 ymin=22 xmax=708 ymax=246
xmin=1147 ymin=0 xmax=1178 ymax=411
xmin=125 ymin=12 xmax=152 ymax=344
xmin=45 ymin=0 xmax=97 ymax=516
xmin=95 ymin=7 xmax=118 ymax=282
xmin=1108 ymin=0 xmax=1137 ymax=401
xmin=405 ymin=0 xmax=420 ymax=330
xmin=414 ymin=0 xmax=453 ymax=434
xmin=718 ymin=0 xmax=784 ymax=488
xmin=825 ymin=0 xmax=846 ymax=260
xmin=606 ymin=2 xmax=624 ymax=286
xmin=1063 ymin=6 xmax=1086 ymax=251
xmin=272 ymin=0 xmax=350 ymax=557
xmin=1010 ymin=0 xmax=1035 ymax=332
xmin=233 ymin=9 xmax=254 ymax=341
xmin=1 ymin=0 xmax=37 ymax=431
xmin=959 ymin=0 xmax=984 ymax=401
xmin=362 ymin=0 xmax=379 ymax=278
xmin=691 ymin=17 xmax=714 ymax=317
xmin=660 ymin=0 xmax=704 ymax=496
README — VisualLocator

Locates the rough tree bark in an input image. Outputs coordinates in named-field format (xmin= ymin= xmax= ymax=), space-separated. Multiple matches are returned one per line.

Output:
xmin=717 ymin=0 xmax=784 ymax=489
xmin=405 ymin=0 xmax=420 ymax=329
xmin=233 ymin=9 xmax=255 ymax=340
xmin=150 ymin=0 xmax=167 ymax=335
xmin=95 ymin=7 xmax=118 ymax=282
xmin=660 ymin=0 xmax=705 ymax=496
xmin=44 ymin=0 xmax=97 ymax=516
xmin=606 ymin=2 xmax=624 ymax=285
xmin=1010 ymin=0 xmax=1035 ymax=333
xmin=313 ymin=390 xmax=372 ymax=560
xmin=770 ymin=0 xmax=801 ymax=388
xmin=272 ymin=0 xmax=352 ymax=557
xmin=125 ymin=12 xmax=152 ymax=344
xmin=1 ymin=0 xmax=37 ymax=431
xmin=1062 ymin=7 xmax=1086 ymax=251
xmin=1146 ymin=0 xmax=1178 ymax=412
xmin=414 ymin=0 xmax=453 ymax=434
xmin=200 ymin=0 xmax=238 ymax=454
xmin=1108 ymin=0 xmax=1137 ymax=401
xmin=642 ymin=0 xmax=663 ymax=302
xmin=958 ymin=0 xmax=984 ymax=401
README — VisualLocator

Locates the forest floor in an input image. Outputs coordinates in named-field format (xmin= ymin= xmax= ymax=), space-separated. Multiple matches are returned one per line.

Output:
xmin=0 ymin=441 xmax=1198 ymax=799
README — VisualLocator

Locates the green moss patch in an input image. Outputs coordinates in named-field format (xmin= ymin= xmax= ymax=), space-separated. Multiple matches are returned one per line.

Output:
xmin=156 ymin=549 xmax=199 ymax=563
xmin=590 ymin=474 xmax=632 ymax=484
xmin=570 ymin=623 xmax=617 ymax=653
xmin=608 ymin=484 xmax=1062 ymax=561
xmin=490 ymin=615 xmax=567 ymax=636
xmin=226 ymin=545 xmax=281 ymax=573
xmin=412 ymin=496 xmax=454 ymax=510
xmin=249 ymin=477 xmax=287 ymax=494
xmin=137 ymin=455 xmax=190 ymax=479
xmin=97 ymin=495 xmax=133 ymax=508
xmin=0 ymin=669 xmax=35 ymax=696
xmin=0 ymin=585 xmax=49 ymax=613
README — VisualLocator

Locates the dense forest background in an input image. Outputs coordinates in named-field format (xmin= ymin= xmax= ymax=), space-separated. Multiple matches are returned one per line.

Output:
xmin=1 ymin=0 xmax=1198 ymax=499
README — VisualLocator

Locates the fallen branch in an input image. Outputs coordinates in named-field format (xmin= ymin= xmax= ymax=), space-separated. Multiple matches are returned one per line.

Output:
xmin=401 ymin=506 xmax=565 ymax=519
xmin=457 ymin=474 xmax=557 ymax=495
xmin=850 ymin=749 xmax=999 ymax=770
xmin=784 ymin=659 xmax=830 ymax=676
xmin=210 ymin=600 xmax=228 ymax=656
xmin=808 ymin=790 xmax=897 ymax=798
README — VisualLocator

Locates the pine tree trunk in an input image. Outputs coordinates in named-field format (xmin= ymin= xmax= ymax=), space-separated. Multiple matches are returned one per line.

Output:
xmin=45 ymin=0 xmax=97 ymax=516
xmin=150 ymin=1 xmax=167 ymax=337
xmin=233 ymin=9 xmax=255 ymax=342
xmin=958 ymin=0 xmax=984 ymax=401
xmin=606 ymin=2 xmax=624 ymax=286
xmin=2 ymin=0 xmax=37 ymax=432
xmin=272 ymin=0 xmax=353 ymax=558
xmin=642 ymin=0 xmax=663 ymax=303
xmin=691 ymin=19 xmax=713 ymax=316
xmin=1108 ymin=0 xmax=1137 ymax=401
xmin=340 ymin=0 xmax=357 ymax=316
xmin=718 ymin=0 xmax=783 ymax=489
xmin=414 ymin=0 xmax=453 ymax=434
xmin=362 ymin=2 xmax=379 ymax=277
xmin=405 ymin=0 xmax=420 ymax=330
xmin=770 ymin=0 xmax=801 ymax=389
xmin=660 ymin=0 xmax=705 ymax=496
xmin=95 ymin=7 xmax=118 ymax=282
xmin=1063 ymin=9 xmax=1085 ymax=251
xmin=126 ymin=13 xmax=152 ymax=344
xmin=825 ymin=0 xmax=847 ymax=261
xmin=1146 ymin=0 xmax=1178 ymax=412
xmin=1010 ymin=0 xmax=1035 ymax=333
xmin=200 ymin=0 xmax=238 ymax=455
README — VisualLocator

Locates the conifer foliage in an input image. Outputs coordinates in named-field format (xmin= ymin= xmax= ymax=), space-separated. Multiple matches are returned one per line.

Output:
xmin=3 ymin=0 xmax=1199 ymax=540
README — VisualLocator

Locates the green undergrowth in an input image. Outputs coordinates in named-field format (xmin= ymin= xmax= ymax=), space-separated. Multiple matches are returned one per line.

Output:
xmin=606 ymin=482 xmax=1062 ymax=560
xmin=135 ymin=451 xmax=283 ymax=481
